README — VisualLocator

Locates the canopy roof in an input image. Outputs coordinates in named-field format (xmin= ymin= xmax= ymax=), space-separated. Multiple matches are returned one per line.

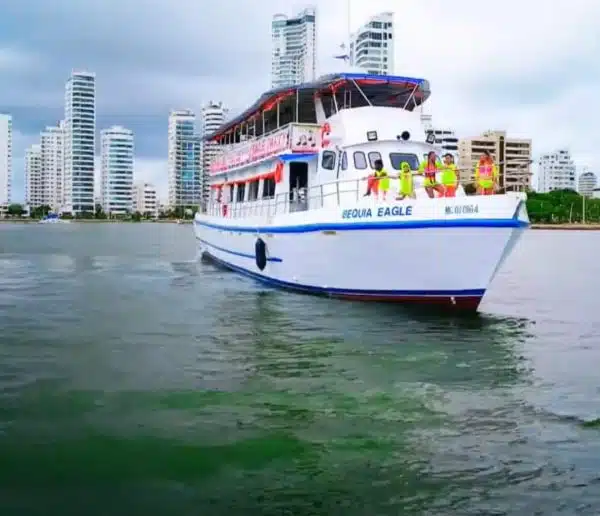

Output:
xmin=205 ymin=72 xmax=431 ymax=141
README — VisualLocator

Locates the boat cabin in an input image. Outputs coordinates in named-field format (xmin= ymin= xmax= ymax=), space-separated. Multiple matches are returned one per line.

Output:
xmin=204 ymin=73 xmax=453 ymax=218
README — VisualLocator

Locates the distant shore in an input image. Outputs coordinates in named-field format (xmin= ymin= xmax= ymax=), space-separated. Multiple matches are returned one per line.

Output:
xmin=0 ymin=219 xmax=193 ymax=224
xmin=531 ymin=223 xmax=600 ymax=230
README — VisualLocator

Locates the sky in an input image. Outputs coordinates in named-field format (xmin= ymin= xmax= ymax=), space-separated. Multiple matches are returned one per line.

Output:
xmin=1 ymin=0 xmax=600 ymax=202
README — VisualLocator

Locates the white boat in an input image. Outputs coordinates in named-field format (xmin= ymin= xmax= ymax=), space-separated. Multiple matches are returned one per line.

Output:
xmin=39 ymin=213 xmax=70 ymax=224
xmin=193 ymin=73 xmax=529 ymax=311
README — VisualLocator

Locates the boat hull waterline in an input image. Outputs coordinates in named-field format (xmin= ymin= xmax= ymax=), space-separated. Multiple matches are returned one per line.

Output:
xmin=194 ymin=195 xmax=529 ymax=311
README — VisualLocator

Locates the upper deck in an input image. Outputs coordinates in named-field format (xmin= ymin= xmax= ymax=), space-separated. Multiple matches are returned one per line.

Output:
xmin=207 ymin=73 xmax=431 ymax=175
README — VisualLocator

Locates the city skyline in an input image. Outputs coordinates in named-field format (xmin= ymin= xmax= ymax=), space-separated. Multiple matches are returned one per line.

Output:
xmin=2 ymin=0 xmax=600 ymax=203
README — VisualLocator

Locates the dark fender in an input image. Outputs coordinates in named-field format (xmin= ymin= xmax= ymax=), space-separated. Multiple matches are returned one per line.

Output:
xmin=255 ymin=238 xmax=267 ymax=271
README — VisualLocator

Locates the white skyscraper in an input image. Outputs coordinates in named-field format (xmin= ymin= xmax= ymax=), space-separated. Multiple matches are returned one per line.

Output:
xmin=349 ymin=12 xmax=395 ymax=75
xmin=167 ymin=110 xmax=201 ymax=210
xmin=200 ymin=101 xmax=228 ymax=203
xmin=271 ymin=7 xmax=316 ymax=88
xmin=0 ymin=114 xmax=12 ymax=206
xmin=537 ymin=149 xmax=576 ymax=193
xmin=64 ymin=71 xmax=96 ymax=215
xmin=100 ymin=125 xmax=134 ymax=215
xmin=25 ymin=144 xmax=42 ymax=208
xmin=133 ymin=181 xmax=158 ymax=217
xmin=40 ymin=121 xmax=65 ymax=211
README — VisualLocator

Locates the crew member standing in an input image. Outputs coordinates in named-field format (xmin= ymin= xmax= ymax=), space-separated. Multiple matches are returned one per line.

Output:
xmin=419 ymin=151 xmax=444 ymax=198
xmin=364 ymin=159 xmax=389 ymax=199
xmin=474 ymin=150 xmax=499 ymax=195
xmin=396 ymin=162 xmax=416 ymax=200
xmin=440 ymin=153 xmax=458 ymax=197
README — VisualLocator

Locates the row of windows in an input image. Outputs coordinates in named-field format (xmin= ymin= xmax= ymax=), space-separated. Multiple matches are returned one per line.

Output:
xmin=321 ymin=151 xmax=420 ymax=172
xmin=221 ymin=177 xmax=277 ymax=203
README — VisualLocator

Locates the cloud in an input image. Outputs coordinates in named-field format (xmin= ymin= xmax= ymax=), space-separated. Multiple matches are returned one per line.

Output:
xmin=2 ymin=0 xmax=600 ymax=202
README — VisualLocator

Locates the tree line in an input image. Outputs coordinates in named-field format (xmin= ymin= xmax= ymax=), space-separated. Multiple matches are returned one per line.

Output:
xmin=3 ymin=190 xmax=599 ymax=224
xmin=3 ymin=203 xmax=198 ymax=221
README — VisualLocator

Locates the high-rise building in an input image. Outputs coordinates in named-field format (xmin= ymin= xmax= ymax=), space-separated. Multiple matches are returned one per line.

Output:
xmin=420 ymin=114 xmax=458 ymax=154
xmin=271 ymin=7 xmax=317 ymax=88
xmin=200 ymin=101 xmax=228 ymax=203
xmin=133 ymin=181 xmax=158 ymax=217
xmin=458 ymin=130 xmax=532 ymax=191
xmin=536 ymin=149 xmax=576 ymax=193
xmin=0 ymin=113 xmax=12 ymax=206
xmin=349 ymin=12 xmax=394 ymax=75
xmin=40 ymin=121 xmax=66 ymax=211
xmin=64 ymin=71 xmax=96 ymax=215
xmin=167 ymin=110 xmax=202 ymax=210
xmin=578 ymin=170 xmax=597 ymax=197
xmin=25 ymin=144 xmax=42 ymax=208
xmin=100 ymin=125 xmax=134 ymax=215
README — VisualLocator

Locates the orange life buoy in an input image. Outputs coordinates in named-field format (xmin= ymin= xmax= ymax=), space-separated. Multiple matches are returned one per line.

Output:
xmin=320 ymin=122 xmax=331 ymax=148
xmin=274 ymin=161 xmax=283 ymax=183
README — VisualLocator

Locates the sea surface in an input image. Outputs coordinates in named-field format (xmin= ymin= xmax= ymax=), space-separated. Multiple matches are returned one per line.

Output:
xmin=1 ymin=222 xmax=600 ymax=515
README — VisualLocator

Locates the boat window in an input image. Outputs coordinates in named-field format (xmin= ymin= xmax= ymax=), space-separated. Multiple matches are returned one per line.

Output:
xmin=321 ymin=150 xmax=336 ymax=170
xmin=341 ymin=151 xmax=348 ymax=171
xmin=262 ymin=177 xmax=276 ymax=199
xmin=353 ymin=151 xmax=368 ymax=170
xmin=368 ymin=151 xmax=382 ymax=169
xmin=236 ymin=183 xmax=246 ymax=202
xmin=389 ymin=153 xmax=420 ymax=171
xmin=228 ymin=185 xmax=234 ymax=203
xmin=248 ymin=180 xmax=259 ymax=201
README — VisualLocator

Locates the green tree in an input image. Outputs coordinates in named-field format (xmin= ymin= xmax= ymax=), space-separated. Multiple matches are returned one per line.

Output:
xmin=131 ymin=211 xmax=142 ymax=222
xmin=7 ymin=203 xmax=24 ymax=216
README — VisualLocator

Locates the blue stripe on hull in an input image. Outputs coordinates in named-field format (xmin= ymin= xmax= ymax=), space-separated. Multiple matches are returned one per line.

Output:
xmin=195 ymin=218 xmax=528 ymax=234
xmin=201 ymin=249 xmax=485 ymax=299
xmin=198 ymin=238 xmax=282 ymax=262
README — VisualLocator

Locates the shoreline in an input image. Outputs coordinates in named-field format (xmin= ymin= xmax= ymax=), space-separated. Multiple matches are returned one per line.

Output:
xmin=530 ymin=224 xmax=600 ymax=231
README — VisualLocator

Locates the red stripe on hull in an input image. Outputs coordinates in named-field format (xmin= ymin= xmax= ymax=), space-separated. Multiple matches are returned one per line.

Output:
xmin=334 ymin=294 xmax=483 ymax=311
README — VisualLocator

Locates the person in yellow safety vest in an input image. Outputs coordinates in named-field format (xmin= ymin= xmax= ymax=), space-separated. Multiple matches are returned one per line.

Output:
xmin=474 ymin=150 xmax=499 ymax=195
xmin=364 ymin=158 xmax=390 ymax=199
xmin=418 ymin=151 xmax=445 ymax=198
xmin=396 ymin=161 xmax=416 ymax=200
xmin=440 ymin=153 xmax=458 ymax=197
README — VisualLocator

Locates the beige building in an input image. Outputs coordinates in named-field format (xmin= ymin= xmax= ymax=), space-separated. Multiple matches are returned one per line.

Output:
xmin=133 ymin=181 xmax=158 ymax=217
xmin=458 ymin=130 xmax=532 ymax=191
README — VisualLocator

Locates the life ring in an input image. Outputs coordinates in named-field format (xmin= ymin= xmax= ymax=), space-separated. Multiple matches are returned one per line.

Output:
xmin=222 ymin=204 xmax=228 ymax=217
xmin=320 ymin=122 xmax=331 ymax=148
xmin=255 ymin=238 xmax=267 ymax=271
xmin=274 ymin=161 xmax=283 ymax=183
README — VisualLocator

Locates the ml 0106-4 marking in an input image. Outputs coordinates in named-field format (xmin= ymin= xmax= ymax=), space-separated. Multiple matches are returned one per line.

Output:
xmin=445 ymin=204 xmax=479 ymax=215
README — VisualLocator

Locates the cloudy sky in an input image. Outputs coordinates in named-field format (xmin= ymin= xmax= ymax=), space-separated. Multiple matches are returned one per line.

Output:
xmin=2 ymin=0 xmax=600 ymax=202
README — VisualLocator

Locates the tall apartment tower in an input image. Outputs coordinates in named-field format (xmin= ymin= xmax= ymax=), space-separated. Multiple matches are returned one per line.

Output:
xmin=537 ymin=149 xmax=576 ymax=193
xmin=167 ymin=110 xmax=202 ymax=210
xmin=200 ymin=101 xmax=228 ymax=203
xmin=64 ymin=71 xmax=96 ymax=215
xmin=25 ymin=144 xmax=42 ymax=208
xmin=0 ymin=114 xmax=12 ymax=206
xmin=271 ymin=7 xmax=317 ymax=88
xmin=349 ymin=12 xmax=395 ymax=75
xmin=100 ymin=125 xmax=134 ymax=215
xmin=40 ymin=120 xmax=66 ymax=211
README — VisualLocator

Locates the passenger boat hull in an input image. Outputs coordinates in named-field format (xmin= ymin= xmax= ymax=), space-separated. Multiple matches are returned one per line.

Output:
xmin=193 ymin=194 xmax=528 ymax=312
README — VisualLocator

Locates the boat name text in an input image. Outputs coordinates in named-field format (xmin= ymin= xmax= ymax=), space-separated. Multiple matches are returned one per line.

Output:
xmin=341 ymin=206 xmax=413 ymax=219
xmin=445 ymin=204 xmax=479 ymax=215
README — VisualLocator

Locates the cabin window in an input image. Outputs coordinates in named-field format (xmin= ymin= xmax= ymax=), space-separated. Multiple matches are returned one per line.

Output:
xmin=341 ymin=151 xmax=348 ymax=171
xmin=248 ymin=180 xmax=259 ymax=201
xmin=389 ymin=153 xmax=420 ymax=171
xmin=236 ymin=183 xmax=246 ymax=202
xmin=262 ymin=177 xmax=276 ymax=199
xmin=353 ymin=151 xmax=367 ymax=169
xmin=227 ymin=185 xmax=234 ymax=203
xmin=368 ymin=151 xmax=382 ymax=169
xmin=321 ymin=151 xmax=336 ymax=170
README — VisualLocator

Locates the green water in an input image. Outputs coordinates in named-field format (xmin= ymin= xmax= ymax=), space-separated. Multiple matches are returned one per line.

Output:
xmin=1 ymin=223 xmax=600 ymax=515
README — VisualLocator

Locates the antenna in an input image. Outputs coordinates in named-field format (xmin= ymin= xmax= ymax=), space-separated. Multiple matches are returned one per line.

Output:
xmin=333 ymin=0 xmax=352 ymax=63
